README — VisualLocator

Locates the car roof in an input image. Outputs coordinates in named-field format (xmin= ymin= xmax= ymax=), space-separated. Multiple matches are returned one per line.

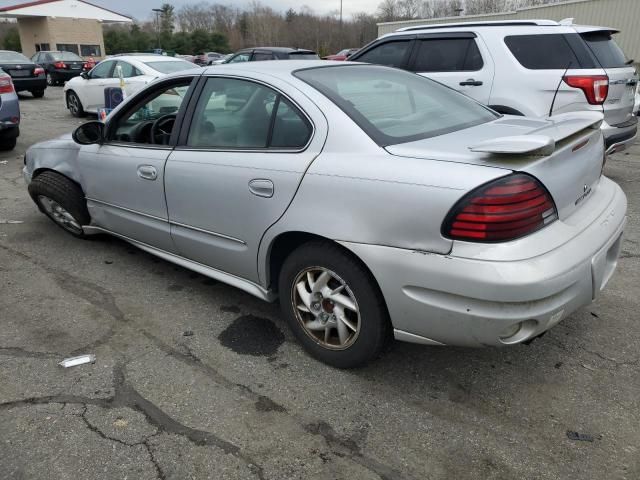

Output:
xmin=106 ymin=55 xmax=187 ymax=63
xmin=237 ymin=47 xmax=315 ymax=53
xmin=199 ymin=59 xmax=349 ymax=76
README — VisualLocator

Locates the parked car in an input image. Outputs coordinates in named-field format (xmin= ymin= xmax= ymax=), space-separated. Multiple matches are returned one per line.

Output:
xmin=223 ymin=47 xmax=319 ymax=63
xmin=0 ymin=50 xmax=46 ymax=97
xmin=324 ymin=48 xmax=359 ymax=61
xmin=23 ymin=61 xmax=626 ymax=367
xmin=63 ymin=55 xmax=196 ymax=117
xmin=0 ymin=68 xmax=20 ymax=150
xmin=31 ymin=51 xmax=87 ymax=86
xmin=194 ymin=52 xmax=224 ymax=65
xmin=350 ymin=19 xmax=638 ymax=154
xmin=210 ymin=54 xmax=232 ymax=65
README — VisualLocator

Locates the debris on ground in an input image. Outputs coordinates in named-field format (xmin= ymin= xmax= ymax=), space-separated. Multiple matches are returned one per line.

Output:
xmin=0 ymin=160 xmax=7 ymax=165
xmin=183 ymin=330 xmax=194 ymax=337
xmin=0 ymin=220 xmax=24 ymax=224
xmin=567 ymin=430 xmax=595 ymax=442
xmin=58 ymin=354 xmax=96 ymax=368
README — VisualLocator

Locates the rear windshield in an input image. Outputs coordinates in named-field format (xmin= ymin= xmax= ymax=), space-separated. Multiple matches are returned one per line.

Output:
xmin=295 ymin=65 xmax=498 ymax=146
xmin=144 ymin=60 xmax=195 ymax=74
xmin=580 ymin=31 xmax=628 ymax=68
xmin=51 ymin=51 xmax=83 ymax=61
xmin=288 ymin=53 xmax=320 ymax=60
xmin=0 ymin=51 xmax=31 ymax=63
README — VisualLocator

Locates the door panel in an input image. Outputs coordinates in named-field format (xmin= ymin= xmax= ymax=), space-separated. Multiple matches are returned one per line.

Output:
xmin=78 ymin=144 xmax=175 ymax=251
xmin=165 ymin=74 xmax=328 ymax=283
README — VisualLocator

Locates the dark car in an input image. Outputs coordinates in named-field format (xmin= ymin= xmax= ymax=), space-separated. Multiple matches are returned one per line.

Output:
xmin=31 ymin=51 xmax=87 ymax=86
xmin=0 ymin=50 xmax=46 ymax=97
xmin=223 ymin=47 xmax=319 ymax=64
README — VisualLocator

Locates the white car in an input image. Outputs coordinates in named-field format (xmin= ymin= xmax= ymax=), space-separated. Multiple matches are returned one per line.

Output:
xmin=63 ymin=55 xmax=196 ymax=117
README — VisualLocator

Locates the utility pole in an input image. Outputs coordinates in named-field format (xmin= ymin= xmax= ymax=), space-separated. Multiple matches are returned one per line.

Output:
xmin=152 ymin=8 xmax=162 ymax=50
xmin=340 ymin=0 xmax=343 ymax=27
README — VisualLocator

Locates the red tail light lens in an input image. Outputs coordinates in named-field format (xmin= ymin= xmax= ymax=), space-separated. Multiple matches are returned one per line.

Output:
xmin=34 ymin=67 xmax=45 ymax=75
xmin=53 ymin=61 xmax=67 ymax=69
xmin=0 ymin=75 xmax=15 ymax=94
xmin=563 ymin=75 xmax=609 ymax=105
xmin=442 ymin=173 xmax=558 ymax=242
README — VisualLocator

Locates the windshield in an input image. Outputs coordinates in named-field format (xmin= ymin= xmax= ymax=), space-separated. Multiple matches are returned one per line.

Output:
xmin=52 ymin=52 xmax=83 ymax=61
xmin=144 ymin=60 xmax=196 ymax=74
xmin=0 ymin=51 xmax=31 ymax=63
xmin=581 ymin=32 xmax=629 ymax=68
xmin=295 ymin=65 xmax=498 ymax=146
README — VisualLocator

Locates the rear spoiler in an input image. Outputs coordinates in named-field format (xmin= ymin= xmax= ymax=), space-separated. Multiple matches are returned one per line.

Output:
xmin=469 ymin=111 xmax=603 ymax=156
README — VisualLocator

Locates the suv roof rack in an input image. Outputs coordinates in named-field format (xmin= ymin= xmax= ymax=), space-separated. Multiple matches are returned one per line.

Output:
xmin=395 ymin=19 xmax=559 ymax=32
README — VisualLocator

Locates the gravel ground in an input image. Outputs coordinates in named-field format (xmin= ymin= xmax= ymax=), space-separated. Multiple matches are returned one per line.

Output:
xmin=1 ymin=87 xmax=639 ymax=480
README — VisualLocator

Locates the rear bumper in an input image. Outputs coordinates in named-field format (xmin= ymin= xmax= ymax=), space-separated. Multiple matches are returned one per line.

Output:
xmin=13 ymin=76 xmax=47 ymax=92
xmin=0 ymin=93 xmax=20 ymax=130
xmin=50 ymin=69 xmax=82 ymax=81
xmin=602 ymin=116 xmax=637 ymax=154
xmin=340 ymin=177 xmax=627 ymax=348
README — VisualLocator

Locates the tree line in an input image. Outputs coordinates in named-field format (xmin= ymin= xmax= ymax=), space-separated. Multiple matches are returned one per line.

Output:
xmin=1 ymin=0 xmax=568 ymax=56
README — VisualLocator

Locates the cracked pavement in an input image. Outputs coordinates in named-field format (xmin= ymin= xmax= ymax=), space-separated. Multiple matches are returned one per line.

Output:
xmin=1 ymin=87 xmax=639 ymax=480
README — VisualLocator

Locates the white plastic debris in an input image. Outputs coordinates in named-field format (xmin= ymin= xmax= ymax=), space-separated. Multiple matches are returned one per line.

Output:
xmin=58 ymin=354 xmax=96 ymax=368
xmin=0 ymin=160 xmax=7 ymax=165
xmin=0 ymin=220 xmax=23 ymax=224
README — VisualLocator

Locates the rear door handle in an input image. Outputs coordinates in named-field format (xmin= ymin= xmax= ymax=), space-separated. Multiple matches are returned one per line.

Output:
xmin=248 ymin=179 xmax=274 ymax=198
xmin=459 ymin=79 xmax=483 ymax=86
xmin=137 ymin=165 xmax=157 ymax=181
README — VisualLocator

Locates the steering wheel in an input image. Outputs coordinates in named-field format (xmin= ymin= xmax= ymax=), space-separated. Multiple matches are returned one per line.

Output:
xmin=150 ymin=114 xmax=177 ymax=145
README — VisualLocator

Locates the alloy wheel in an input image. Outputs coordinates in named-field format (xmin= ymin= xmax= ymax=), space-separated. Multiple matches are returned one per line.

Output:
xmin=37 ymin=195 xmax=83 ymax=234
xmin=68 ymin=93 xmax=79 ymax=115
xmin=291 ymin=267 xmax=361 ymax=350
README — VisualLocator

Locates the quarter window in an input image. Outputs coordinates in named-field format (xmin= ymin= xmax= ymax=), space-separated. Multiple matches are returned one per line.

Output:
xmin=413 ymin=38 xmax=483 ymax=72
xmin=505 ymin=34 xmax=584 ymax=69
xmin=187 ymin=77 xmax=311 ymax=149
xmin=355 ymin=40 xmax=412 ymax=68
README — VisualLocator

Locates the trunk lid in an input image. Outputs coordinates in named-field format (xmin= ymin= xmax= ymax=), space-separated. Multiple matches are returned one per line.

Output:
xmin=385 ymin=112 xmax=605 ymax=220
xmin=577 ymin=28 xmax=638 ymax=126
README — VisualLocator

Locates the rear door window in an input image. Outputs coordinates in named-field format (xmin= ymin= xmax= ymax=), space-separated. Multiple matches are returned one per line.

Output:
xmin=580 ymin=31 xmax=628 ymax=68
xmin=252 ymin=52 xmax=274 ymax=61
xmin=413 ymin=38 xmax=483 ymax=72
xmin=355 ymin=40 xmax=413 ymax=68
xmin=505 ymin=34 xmax=586 ymax=69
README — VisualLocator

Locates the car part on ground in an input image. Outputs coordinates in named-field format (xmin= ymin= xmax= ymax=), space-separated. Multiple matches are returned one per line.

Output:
xmin=23 ymin=61 xmax=627 ymax=367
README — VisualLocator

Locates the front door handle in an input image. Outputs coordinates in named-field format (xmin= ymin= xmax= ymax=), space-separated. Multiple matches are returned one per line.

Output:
xmin=459 ymin=79 xmax=483 ymax=86
xmin=248 ymin=179 xmax=274 ymax=198
xmin=137 ymin=165 xmax=157 ymax=181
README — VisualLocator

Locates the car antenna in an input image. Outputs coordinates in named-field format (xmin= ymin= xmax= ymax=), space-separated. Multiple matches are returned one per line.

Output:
xmin=548 ymin=61 xmax=572 ymax=118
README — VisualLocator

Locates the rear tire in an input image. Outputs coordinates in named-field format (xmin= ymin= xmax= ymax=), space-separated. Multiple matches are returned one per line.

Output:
xmin=0 ymin=137 xmax=16 ymax=151
xmin=31 ymin=89 xmax=45 ymax=98
xmin=278 ymin=241 xmax=391 ymax=368
xmin=28 ymin=171 xmax=90 ymax=238
xmin=67 ymin=91 xmax=85 ymax=117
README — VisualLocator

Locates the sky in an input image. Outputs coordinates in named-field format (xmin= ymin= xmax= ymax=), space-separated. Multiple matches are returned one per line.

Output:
xmin=0 ymin=0 xmax=383 ymax=20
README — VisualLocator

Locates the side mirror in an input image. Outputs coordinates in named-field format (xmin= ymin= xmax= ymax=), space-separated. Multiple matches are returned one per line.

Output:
xmin=80 ymin=71 xmax=89 ymax=80
xmin=73 ymin=121 xmax=104 ymax=145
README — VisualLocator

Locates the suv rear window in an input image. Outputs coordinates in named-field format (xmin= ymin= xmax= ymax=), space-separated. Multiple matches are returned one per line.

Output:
xmin=505 ymin=34 xmax=596 ymax=69
xmin=580 ymin=31 xmax=628 ymax=68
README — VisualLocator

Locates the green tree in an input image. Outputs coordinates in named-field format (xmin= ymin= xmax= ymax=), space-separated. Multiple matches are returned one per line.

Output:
xmin=189 ymin=29 xmax=210 ymax=53
xmin=3 ymin=28 xmax=21 ymax=52
xmin=130 ymin=24 xmax=153 ymax=52
xmin=209 ymin=32 xmax=229 ymax=53
xmin=159 ymin=3 xmax=175 ymax=48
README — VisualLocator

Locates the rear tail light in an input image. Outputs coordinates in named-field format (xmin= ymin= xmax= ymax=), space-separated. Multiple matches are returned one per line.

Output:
xmin=563 ymin=75 xmax=609 ymax=105
xmin=0 ymin=75 xmax=15 ymax=94
xmin=34 ymin=67 xmax=45 ymax=75
xmin=53 ymin=61 xmax=67 ymax=69
xmin=442 ymin=173 xmax=558 ymax=242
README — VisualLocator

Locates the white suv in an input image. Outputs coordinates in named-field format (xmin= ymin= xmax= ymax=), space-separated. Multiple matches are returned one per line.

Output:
xmin=350 ymin=19 xmax=638 ymax=154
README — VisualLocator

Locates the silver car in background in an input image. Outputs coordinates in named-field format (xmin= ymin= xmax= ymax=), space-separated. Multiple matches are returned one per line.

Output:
xmin=0 ymin=68 xmax=20 ymax=151
xmin=23 ymin=61 xmax=627 ymax=367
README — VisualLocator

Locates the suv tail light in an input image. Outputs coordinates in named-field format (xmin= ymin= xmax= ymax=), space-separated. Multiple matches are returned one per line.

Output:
xmin=0 ymin=75 xmax=15 ymax=94
xmin=53 ymin=61 xmax=67 ymax=69
xmin=563 ymin=75 xmax=609 ymax=105
xmin=34 ymin=67 xmax=45 ymax=75
xmin=442 ymin=173 xmax=558 ymax=242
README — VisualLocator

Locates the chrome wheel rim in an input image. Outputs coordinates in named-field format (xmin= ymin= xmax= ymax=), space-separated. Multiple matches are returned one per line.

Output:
xmin=37 ymin=195 xmax=82 ymax=234
xmin=292 ymin=267 xmax=361 ymax=350
xmin=46 ymin=73 xmax=53 ymax=86
xmin=68 ymin=94 xmax=79 ymax=115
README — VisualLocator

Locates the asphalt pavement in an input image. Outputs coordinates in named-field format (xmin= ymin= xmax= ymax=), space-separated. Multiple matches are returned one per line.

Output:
xmin=1 ymin=87 xmax=639 ymax=480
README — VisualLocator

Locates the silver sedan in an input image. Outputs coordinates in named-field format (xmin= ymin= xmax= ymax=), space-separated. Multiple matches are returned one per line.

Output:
xmin=23 ymin=61 xmax=627 ymax=368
